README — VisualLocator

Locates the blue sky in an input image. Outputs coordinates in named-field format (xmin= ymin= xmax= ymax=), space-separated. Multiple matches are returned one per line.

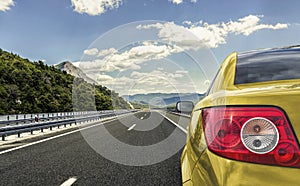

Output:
xmin=1 ymin=0 xmax=300 ymax=95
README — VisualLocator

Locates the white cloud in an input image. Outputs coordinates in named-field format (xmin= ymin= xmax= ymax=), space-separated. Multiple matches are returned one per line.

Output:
xmin=137 ymin=15 xmax=288 ymax=50
xmin=224 ymin=15 xmax=288 ymax=36
xmin=0 ymin=0 xmax=14 ymax=11
xmin=170 ymin=0 xmax=183 ymax=4
xmin=130 ymin=70 xmax=187 ymax=87
xmin=97 ymin=74 xmax=114 ymax=81
xmin=169 ymin=0 xmax=197 ymax=4
xmin=84 ymin=48 xmax=99 ymax=56
xmin=72 ymin=62 xmax=81 ymax=67
xmin=98 ymin=70 xmax=194 ymax=95
xmin=183 ymin=21 xmax=192 ymax=26
xmin=83 ymin=47 xmax=117 ymax=57
xmin=76 ymin=66 xmax=197 ymax=95
xmin=157 ymin=67 xmax=164 ymax=71
xmin=79 ymin=42 xmax=183 ymax=72
xmin=75 ymin=62 xmax=203 ymax=94
xmin=71 ymin=0 xmax=122 ymax=16
xmin=175 ymin=70 xmax=188 ymax=74
xmin=98 ymin=48 xmax=118 ymax=57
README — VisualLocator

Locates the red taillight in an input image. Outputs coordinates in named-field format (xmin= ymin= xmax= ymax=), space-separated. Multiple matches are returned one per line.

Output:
xmin=202 ymin=107 xmax=300 ymax=168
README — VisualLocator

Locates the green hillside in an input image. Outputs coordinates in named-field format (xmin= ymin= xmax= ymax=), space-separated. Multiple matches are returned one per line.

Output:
xmin=0 ymin=49 xmax=130 ymax=115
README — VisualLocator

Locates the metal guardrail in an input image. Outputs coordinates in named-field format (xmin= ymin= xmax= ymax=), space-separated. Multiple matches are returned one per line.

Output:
xmin=0 ymin=110 xmax=135 ymax=141
xmin=0 ymin=111 xmax=113 ymax=126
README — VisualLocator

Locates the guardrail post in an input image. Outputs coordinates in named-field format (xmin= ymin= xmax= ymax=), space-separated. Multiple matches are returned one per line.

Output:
xmin=31 ymin=130 xmax=33 ymax=135
xmin=50 ymin=126 xmax=52 ymax=131
xmin=41 ymin=128 xmax=43 ymax=132
xmin=2 ymin=135 xmax=5 ymax=141
xmin=18 ymin=132 xmax=21 ymax=138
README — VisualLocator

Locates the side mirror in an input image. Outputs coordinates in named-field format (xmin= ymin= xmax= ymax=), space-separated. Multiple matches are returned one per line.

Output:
xmin=176 ymin=101 xmax=194 ymax=113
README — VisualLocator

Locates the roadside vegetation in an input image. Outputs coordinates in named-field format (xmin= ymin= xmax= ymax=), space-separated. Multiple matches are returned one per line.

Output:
xmin=0 ymin=49 xmax=130 ymax=115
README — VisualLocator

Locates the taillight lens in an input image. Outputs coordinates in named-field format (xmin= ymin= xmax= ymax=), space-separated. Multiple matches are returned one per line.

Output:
xmin=202 ymin=107 xmax=300 ymax=168
xmin=241 ymin=117 xmax=279 ymax=154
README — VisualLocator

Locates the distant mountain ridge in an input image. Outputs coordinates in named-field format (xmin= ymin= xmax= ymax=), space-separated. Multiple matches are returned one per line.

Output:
xmin=122 ymin=93 xmax=205 ymax=106
xmin=55 ymin=61 xmax=97 ymax=85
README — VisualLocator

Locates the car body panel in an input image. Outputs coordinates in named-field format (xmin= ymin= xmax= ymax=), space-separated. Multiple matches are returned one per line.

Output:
xmin=181 ymin=48 xmax=300 ymax=185
xmin=187 ymin=146 xmax=300 ymax=186
xmin=199 ymin=84 xmax=300 ymax=140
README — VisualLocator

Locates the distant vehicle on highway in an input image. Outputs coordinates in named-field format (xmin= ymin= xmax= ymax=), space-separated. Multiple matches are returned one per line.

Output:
xmin=180 ymin=46 xmax=300 ymax=185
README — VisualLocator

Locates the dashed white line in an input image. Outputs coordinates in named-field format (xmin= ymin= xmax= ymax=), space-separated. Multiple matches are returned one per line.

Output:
xmin=128 ymin=124 xmax=136 ymax=131
xmin=60 ymin=177 xmax=77 ymax=186
xmin=140 ymin=117 xmax=144 ymax=120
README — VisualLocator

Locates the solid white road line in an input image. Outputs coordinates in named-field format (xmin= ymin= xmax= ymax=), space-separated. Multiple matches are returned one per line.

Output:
xmin=0 ymin=114 xmax=131 ymax=155
xmin=127 ymin=124 xmax=136 ymax=131
xmin=170 ymin=111 xmax=191 ymax=118
xmin=159 ymin=113 xmax=188 ymax=134
xmin=60 ymin=177 xmax=77 ymax=186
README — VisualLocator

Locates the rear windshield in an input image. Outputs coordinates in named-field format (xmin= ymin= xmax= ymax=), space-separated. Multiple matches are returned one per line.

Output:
xmin=235 ymin=48 xmax=300 ymax=84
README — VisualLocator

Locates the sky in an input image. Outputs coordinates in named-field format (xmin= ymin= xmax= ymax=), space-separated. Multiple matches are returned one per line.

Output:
xmin=1 ymin=0 xmax=300 ymax=95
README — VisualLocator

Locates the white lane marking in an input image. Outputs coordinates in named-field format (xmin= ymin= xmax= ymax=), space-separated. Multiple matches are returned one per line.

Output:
xmin=0 ymin=114 xmax=131 ymax=155
xmin=170 ymin=112 xmax=191 ymax=118
xmin=144 ymin=113 xmax=147 ymax=116
xmin=128 ymin=124 xmax=136 ymax=131
xmin=140 ymin=117 xmax=144 ymax=120
xmin=158 ymin=113 xmax=188 ymax=134
xmin=60 ymin=177 xmax=77 ymax=186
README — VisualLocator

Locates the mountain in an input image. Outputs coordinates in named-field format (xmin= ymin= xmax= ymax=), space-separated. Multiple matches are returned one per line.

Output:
xmin=162 ymin=93 xmax=205 ymax=105
xmin=55 ymin=61 xmax=97 ymax=85
xmin=0 ymin=49 xmax=130 ymax=115
xmin=122 ymin=93 xmax=205 ymax=106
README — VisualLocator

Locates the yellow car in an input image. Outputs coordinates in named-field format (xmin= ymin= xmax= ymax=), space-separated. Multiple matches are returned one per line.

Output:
xmin=180 ymin=46 xmax=300 ymax=186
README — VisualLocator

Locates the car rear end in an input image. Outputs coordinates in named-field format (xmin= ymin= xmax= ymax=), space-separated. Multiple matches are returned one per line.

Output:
xmin=181 ymin=46 xmax=300 ymax=186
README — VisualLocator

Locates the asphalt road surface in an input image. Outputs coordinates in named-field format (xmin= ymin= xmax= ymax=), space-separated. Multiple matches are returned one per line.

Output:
xmin=0 ymin=111 xmax=190 ymax=186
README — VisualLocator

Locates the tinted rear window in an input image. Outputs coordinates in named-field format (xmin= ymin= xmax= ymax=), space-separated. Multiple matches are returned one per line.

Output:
xmin=235 ymin=48 xmax=300 ymax=84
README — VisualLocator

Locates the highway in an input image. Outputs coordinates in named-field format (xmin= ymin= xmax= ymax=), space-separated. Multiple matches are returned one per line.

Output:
xmin=0 ymin=111 xmax=190 ymax=185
